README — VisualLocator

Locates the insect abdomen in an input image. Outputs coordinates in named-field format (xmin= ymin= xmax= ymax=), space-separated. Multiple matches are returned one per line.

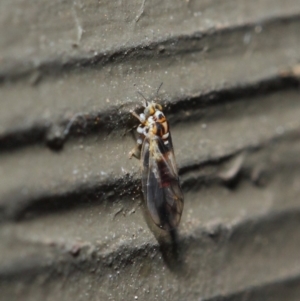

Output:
xmin=157 ymin=157 xmax=174 ymax=187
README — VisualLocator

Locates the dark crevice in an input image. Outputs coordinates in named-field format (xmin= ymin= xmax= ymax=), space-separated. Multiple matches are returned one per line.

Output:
xmin=1 ymin=208 xmax=299 ymax=290
xmin=204 ymin=274 xmax=300 ymax=301
xmin=0 ymin=176 xmax=141 ymax=224
xmin=0 ymin=237 xmax=160 ymax=283
xmin=0 ymin=74 xmax=299 ymax=153
xmin=0 ymin=151 xmax=251 ymax=222
xmin=0 ymin=104 xmax=133 ymax=153
xmin=166 ymin=75 xmax=300 ymax=124
xmin=0 ymin=124 xmax=47 ymax=152
xmin=0 ymin=13 xmax=299 ymax=84
xmin=0 ymin=153 xmax=235 ymax=223
xmin=1 ymin=134 xmax=299 ymax=223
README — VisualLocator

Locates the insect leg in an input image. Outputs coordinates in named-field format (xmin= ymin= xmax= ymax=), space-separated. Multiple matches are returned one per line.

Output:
xmin=128 ymin=136 xmax=144 ymax=159
xmin=131 ymin=111 xmax=146 ymax=125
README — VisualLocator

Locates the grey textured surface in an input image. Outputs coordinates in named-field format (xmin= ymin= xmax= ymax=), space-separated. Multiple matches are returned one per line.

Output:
xmin=0 ymin=0 xmax=300 ymax=300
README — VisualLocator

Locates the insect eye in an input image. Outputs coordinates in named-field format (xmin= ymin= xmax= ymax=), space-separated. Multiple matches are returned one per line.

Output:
xmin=155 ymin=104 xmax=162 ymax=111
xmin=155 ymin=111 xmax=164 ymax=121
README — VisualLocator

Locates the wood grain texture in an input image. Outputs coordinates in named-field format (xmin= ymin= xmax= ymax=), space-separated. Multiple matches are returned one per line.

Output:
xmin=0 ymin=0 xmax=300 ymax=300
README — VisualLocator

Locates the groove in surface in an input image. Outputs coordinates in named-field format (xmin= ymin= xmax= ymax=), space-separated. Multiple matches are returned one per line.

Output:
xmin=1 ymin=2 xmax=300 ymax=300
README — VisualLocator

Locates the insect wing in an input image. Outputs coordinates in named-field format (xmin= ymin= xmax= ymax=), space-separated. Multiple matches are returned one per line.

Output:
xmin=141 ymin=134 xmax=183 ymax=230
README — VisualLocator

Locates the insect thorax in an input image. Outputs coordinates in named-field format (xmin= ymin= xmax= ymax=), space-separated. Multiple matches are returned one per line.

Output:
xmin=140 ymin=105 xmax=169 ymax=140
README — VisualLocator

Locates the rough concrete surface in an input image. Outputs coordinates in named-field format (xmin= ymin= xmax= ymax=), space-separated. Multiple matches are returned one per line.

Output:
xmin=0 ymin=0 xmax=300 ymax=300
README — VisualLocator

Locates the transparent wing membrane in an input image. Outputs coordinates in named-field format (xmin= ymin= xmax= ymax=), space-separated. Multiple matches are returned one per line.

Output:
xmin=141 ymin=135 xmax=183 ymax=230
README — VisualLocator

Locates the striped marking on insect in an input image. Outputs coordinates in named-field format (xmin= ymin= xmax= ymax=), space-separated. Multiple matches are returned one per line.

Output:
xmin=129 ymin=85 xmax=184 ymax=231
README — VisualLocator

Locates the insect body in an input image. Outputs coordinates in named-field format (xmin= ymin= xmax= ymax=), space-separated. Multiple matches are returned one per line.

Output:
xmin=129 ymin=98 xmax=184 ymax=231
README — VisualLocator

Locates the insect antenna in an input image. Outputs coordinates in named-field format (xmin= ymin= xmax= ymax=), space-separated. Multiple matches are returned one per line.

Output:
xmin=156 ymin=82 xmax=163 ymax=97
xmin=137 ymin=91 xmax=149 ymax=107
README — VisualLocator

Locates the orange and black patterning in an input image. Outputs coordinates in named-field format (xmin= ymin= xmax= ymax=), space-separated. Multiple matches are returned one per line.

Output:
xmin=129 ymin=97 xmax=184 ymax=231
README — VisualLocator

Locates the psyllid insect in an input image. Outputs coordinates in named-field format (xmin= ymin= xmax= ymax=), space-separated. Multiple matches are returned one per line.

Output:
xmin=129 ymin=86 xmax=184 ymax=230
